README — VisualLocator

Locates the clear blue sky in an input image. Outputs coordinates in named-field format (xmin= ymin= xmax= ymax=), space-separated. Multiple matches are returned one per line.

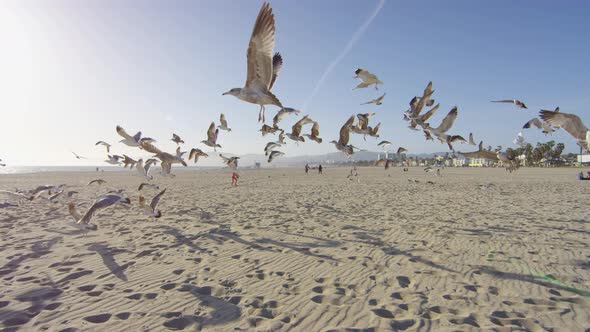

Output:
xmin=1 ymin=0 xmax=590 ymax=166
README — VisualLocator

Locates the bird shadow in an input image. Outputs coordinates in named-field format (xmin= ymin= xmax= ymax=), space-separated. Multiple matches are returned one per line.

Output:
xmin=474 ymin=265 xmax=590 ymax=297
xmin=87 ymin=243 xmax=133 ymax=281
xmin=381 ymin=245 xmax=458 ymax=273
xmin=174 ymin=284 xmax=241 ymax=329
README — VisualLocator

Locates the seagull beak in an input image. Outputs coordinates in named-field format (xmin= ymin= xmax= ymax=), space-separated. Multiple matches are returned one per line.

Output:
xmin=222 ymin=91 xmax=230 ymax=96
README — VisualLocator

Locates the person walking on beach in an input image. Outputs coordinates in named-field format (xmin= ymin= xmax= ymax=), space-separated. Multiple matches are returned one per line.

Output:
xmin=305 ymin=163 xmax=309 ymax=174
xmin=231 ymin=172 xmax=239 ymax=186
xmin=318 ymin=164 xmax=323 ymax=174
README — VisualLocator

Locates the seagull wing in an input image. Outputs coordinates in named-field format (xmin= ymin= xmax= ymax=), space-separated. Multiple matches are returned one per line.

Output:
xmin=207 ymin=122 xmax=217 ymax=141
xmin=220 ymin=113 xmax=228 ymax=127
xmin=397 ymin=147 xmax=407 ymax=154
xmin=539 ymin=110 xmax=588 ymax=141
xmin=78 ymin=195 xmax=119 ymax=224
xmin=268 ymin=52 xmax=283 ymax=90
xmin=150 ymin=189 xmax=166 ymax=211
xmin=523 ymin=118 xmax=543 ymax=129
xmin=116 ymin=125 xmax=134 ymax=141
xmin=245 ymin=3 xmax=276 ymax=90
xmin=419 ymin=103 xmax=440 ymax=122
xmin=434 ymin=107 xmax=458 ymax=133
xmin=339 ymin=115 xmax=355 ymax=145
xmin=311 ymin=121 xmax=320 ymax=137
xmin=140 ymin=140 xmax=162 ymax=154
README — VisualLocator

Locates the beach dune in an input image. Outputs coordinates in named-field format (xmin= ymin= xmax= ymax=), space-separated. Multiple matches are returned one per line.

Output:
xmin=0 ymin=167 xmax=588 ymax=331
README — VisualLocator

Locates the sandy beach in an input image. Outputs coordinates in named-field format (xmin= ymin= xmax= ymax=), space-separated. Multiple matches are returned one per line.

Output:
xmin=0 ymin=167 xmax=589 ymax=331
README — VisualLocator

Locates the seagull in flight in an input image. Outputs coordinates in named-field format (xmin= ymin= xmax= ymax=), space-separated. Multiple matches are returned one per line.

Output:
xmin=95 ymin=141 xmax=111 ymax=153
xmin=219 ymin=113 xmax=232 ymax=132
xmin=361 ymin=93 xmax=386 ymax=106
xmin=136 ymin=158 xmax=157 ymax=180
xmin=72 ymin=152 xmax=87 ymax=160
xmin=171 ymin=133 xmax=185 ymax=145
xmin=330 ymin=115 xmax=363 ymax=157
xmin=74 ymin=194 xmax=131 ymax=230
xmin=105 ymin=155 xmax=123 ymax=165
xmin=286 ymin=115 xmax=313 ymax=143
xmin=116 ymin=125 xmax=142 ymax=147
xmin=491 ymin=99 xmax=527 ymax=109
xmin=220 ymin=154 xmax=240 ymax=169
xmin=189 ymin=148 xmax=209 ymax=164
xmin=303 ymin=121 xmax=322 ymax=143
xmin=267 ymin=150 xmax=285 ymax=163
xmin=201 ymin=122 xmax=222 ymax=151
xmin=87 ymin=179 xmax=107 ymax=186
xmin=522 ymin=117 xmax=555 ymax=135
xmin=353 ymin=68 xmax=383 ymax=90
xmin=539 ymin=109 xmax=590 ymax=152
xmin=222 ymin=3 xmax=287 ymax=123
xmin=139 ymin=189 xmax=166 ymax=219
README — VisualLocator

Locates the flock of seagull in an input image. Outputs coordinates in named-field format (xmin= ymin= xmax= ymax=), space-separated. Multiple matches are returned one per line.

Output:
xmin=3 ymin=2 xmax=590 ymax=231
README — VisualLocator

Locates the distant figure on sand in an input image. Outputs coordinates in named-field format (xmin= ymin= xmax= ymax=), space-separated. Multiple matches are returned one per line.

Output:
xmin=305 ymin=163 xmax=309 ymax=174
xmin=231 ymin=172 xmax=240 ymax=186
xmin=318 ymin=164 xmax=323 ymax=174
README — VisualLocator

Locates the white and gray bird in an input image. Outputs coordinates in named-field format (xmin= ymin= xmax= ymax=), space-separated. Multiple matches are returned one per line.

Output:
xmin=87 ymin=179 xmax=106 ymax=186
xmin=105 ymin=155 xmax=123 ymax=165
xmin=287 ymin=115 xmax=314 ymax=143
xmin=138 ymin=182 xmax=160 ymax=191
xmin=377 ymin=140 xmax=391 ymax=150
xmin=523 ymin=117 xmax=555 ymax=135
xmin=116 ymin=125 xmax=142 ymax=147
xmin=539 ymin=109 xmax=590 ymax=152
xmin=330 ymin=115 xmax=363 ymax=157
xmin=492 ymin=99 xmax=527 ymax=109
xmin=171 ymin=133 xmax=185 ymax=145
xmin=189 ymin=148 xmax=209 ymax=163
xmin=353 ymin=68 xmax=383 ymax=90
xmin=361 ymin=93 xmax=386 ymax=105
xmin=468 ymin=133 xmax=476 ymax=145
xmin=139 ymin=188 xmax=166 ymax=219
xmin=303 ymin=121 xmax=322 ymax=143
xmin=220 ymin=154 xmax=240 ymax=169
xmin=222 ymin=3 xmax=286 ymax=123
xmin=423 ymin=107 xmax=459 ymax=143
xmin=201 ymin=122 xmax=222 ymax=151
xmin=95 ymin=141 xmax=112 ymax=153
xmin=122 ymin=155 xmax=137 ymax=169
xmin=267 ymin=150 xmax=285 ymax=163
xmin=136 ymin=158 xmax=157 ymax=180
xmin=72 ymin=152 xmax=87 ymax=160
xmin=513 ymin=132 xmax=527 ymax=148
xmin=264 ymin=141 xmax=282 ymax=156
xmin=74 ymin=194 xmax=131 ymax=229
xmin=272 ymin=107 xmax=301 ymax=129
xmin=219 ymin=113 xmax=232 ymax=132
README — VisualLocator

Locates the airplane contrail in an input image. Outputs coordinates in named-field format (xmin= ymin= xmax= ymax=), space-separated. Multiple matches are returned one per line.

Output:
xmin=303 ymin=0 xmax=386 ymax=110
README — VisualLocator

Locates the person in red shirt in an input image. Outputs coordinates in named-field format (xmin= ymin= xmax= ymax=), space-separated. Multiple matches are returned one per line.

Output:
xmin=231 ymin=172 xmax=239 ymax=186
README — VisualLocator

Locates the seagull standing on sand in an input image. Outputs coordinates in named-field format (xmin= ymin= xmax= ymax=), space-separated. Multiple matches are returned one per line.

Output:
xmin=116 ymin=125 xmax=142 ymax=147
xmin=492 ymin=99 xmax=527 ymax=109
xmin=139 ymin=189 xmax=166 ymax=219
xmin=303 ymin=121 xmax=323 ymax=143
xmin=361 ymin=93 xmax=386 ymax=105
xmin=539 ymin=109 xmax=590 ymax=152
xmin=219 ymin=113 xmax=232 ymax=132
xmin=95 ymin=141 xmax=112 ymax=153
xmin=353 ymin=68 xmax=383 ymax=90
xmin=189 ymin=148 xmax=209 ymax=163
xmin=171 ymin=133 xmax=185 ymax=145
xmin=222 ymin=3 xmax=287 ymax=123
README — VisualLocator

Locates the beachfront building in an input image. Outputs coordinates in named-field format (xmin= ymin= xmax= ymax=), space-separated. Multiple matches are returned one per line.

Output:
xmin=467 ymin=157 xmax=491 ymax=167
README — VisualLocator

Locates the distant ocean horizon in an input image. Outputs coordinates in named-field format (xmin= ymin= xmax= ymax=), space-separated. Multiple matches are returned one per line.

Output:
xmin=0 ymin=165 xmax=224 ymax=175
